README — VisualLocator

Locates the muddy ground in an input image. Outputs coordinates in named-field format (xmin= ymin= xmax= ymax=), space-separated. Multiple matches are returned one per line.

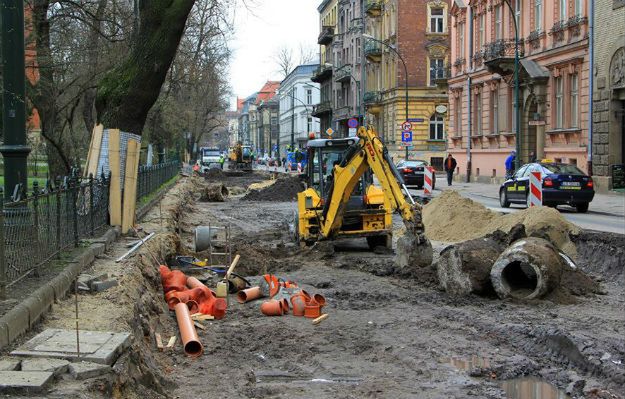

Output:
xmin=9 ymin=171 xmax=624 ymax=399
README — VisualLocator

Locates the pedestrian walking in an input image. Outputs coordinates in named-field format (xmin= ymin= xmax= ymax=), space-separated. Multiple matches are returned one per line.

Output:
xmin=505 ymin=150 xmax=516 ymax=179
xmin=444 ymin=153 xmax=457 ymax=186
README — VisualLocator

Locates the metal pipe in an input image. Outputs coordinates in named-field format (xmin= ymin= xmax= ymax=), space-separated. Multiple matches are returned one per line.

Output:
xmin=174 ymin=302 xmax=203 ymax=357
xmin=587 ymin=0 xmax=594 ymax=175
xmin=503 ymin=0 xmax=521 ymax=170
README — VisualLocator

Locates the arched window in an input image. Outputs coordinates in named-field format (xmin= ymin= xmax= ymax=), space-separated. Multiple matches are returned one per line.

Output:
xmin=429 ymin=114 xmax=445 ymax=140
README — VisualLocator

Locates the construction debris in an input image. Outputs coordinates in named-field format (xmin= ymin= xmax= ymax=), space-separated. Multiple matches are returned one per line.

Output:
xmin=312 ymin=314 xmax=329 ymax=325
xmin=241 ymin=175 xmax=304 ymax=201
xmin=115 ymin=232 xmax=156 ymax=262
xmin=200 ymin=183 xmax=229 ymax=202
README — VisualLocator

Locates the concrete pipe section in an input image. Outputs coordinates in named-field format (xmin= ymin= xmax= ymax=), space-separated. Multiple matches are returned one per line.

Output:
xmin=490 ymin=237 xmax=564 ymax=300
xmin=194 ymin=226 xmax=219 ymax=252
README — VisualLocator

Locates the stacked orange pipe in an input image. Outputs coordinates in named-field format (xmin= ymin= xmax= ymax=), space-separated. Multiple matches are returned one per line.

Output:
xmin=174 ymin=302 xmax=203 ymax=357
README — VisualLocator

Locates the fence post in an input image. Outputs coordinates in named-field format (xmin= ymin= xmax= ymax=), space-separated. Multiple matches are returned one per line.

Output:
xmin=71 ymin=175 xmax=79 ymax=247
xmin=0 ymin=189 xmax=6 ymax=299
xmin=55 ymin=177 xmax=61 ymax=255
xmin=32 ymin=181 xmax=40 ymax=275
xmin=89 ymin=173 xmax=95 ymax=236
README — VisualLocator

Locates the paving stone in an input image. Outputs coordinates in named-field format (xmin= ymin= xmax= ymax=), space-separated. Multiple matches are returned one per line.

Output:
xmin=0 ymin=358 xmax=20 ymax=371
xmin=90 ymin=279 xmax=118 ymax=292
xmin=0 ymin=371 xmax=53 ymax=393
xmin=11 ymin=329 xmax=131 ymax=365
xmin=68 ymin=361 xmax=111 ymax=380
xmin=21 ymin=358 xmax=70 ymax=377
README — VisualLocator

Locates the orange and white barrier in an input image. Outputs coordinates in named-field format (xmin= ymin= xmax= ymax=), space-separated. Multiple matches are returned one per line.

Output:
xmin=424 ymin=166 xmax=434 ymax=195
xmin=297 ymin=163 xmax=302 ymax=173
xmin=529 ymin=170 xmax=542 ymax=207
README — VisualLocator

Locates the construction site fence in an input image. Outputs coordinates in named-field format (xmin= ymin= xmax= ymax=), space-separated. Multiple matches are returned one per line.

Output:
xmin=0 ymin=160 xmax=180 ymax=294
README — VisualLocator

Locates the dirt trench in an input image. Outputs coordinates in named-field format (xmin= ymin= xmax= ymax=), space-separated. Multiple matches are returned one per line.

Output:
xmin=28 ymin=172 xmax=624 ymax=398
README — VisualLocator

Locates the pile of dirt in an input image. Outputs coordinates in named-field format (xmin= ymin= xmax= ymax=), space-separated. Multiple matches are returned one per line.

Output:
xmin=241 ymin=175 xmax=303 ymax=201
xmin=423 ymin=191 xmax=579 ymax=257
xmin=204 ymin=168 xmax=225 ymax=179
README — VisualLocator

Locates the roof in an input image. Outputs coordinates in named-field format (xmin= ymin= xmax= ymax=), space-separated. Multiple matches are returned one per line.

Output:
xmin=520 ymin=59 xmax=550 ymax=80
xmin=281 ymin=64 xmax=321 ymax=87
xmin=236 ymin=98 xmax=245 ymax=112
xmin=255 ymin=81 xmax=280 ymax=105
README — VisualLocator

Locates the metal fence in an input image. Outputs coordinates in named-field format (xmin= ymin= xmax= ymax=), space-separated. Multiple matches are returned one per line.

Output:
xmin=0 ymin=160 xmax=180 ymax=292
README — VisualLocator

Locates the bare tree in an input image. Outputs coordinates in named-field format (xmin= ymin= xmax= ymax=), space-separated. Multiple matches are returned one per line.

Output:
xmin=298 ymin=43 xmax=318 ymax=65
xmin=273 ymin=45 xmax=295 ymax=78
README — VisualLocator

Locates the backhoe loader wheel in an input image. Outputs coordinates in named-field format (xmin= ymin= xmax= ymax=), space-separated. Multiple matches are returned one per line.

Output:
xmin=367 ymin=234 xmax=391 ymax=250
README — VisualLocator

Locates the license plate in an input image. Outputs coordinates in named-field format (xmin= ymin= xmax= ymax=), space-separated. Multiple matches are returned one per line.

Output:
xmin=561 ymin=181 xmax=580 ymax=186
xmin=560 ymin=186 xmax=581 ymax=190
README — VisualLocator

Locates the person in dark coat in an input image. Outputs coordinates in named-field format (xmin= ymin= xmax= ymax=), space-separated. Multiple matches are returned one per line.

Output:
xmin=444 ymin=153 xmax=457 ymax=186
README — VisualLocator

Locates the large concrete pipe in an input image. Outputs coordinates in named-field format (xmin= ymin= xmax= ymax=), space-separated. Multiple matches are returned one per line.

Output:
xmin=490 ymin=237 xmax=564 ymax=300
xmin=194 ymin=226 xmax=218 ymax=252
xmin=437 ymin=236 xmax=506 ymax=296
xmin=174 ymin=302 xmax=203 ymax=357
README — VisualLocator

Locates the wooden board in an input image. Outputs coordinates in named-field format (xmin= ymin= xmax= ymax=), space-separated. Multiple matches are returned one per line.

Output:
xmin=121 ymin=139 xmax=140 ymax=235
xmin=166 ymin=336 xmax=177 ymax=348
xmin=108 ymin=129 xmax=122 ymax=226
xmin=84 ymin=124 xmax=104 ymax=177
xmin=155 ymin=333 xmax=164 ymax=350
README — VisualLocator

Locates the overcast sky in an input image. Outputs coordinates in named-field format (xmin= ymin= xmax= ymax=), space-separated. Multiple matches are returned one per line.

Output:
xmin=228 ymin=0 xmax=320 ymax=108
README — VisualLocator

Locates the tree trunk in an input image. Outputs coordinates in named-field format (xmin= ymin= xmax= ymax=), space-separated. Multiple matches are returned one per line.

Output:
xmin=82 ymin=0 xmax=108 ymax=133
xmin=95 ymin=0 xmax=196 ymax=135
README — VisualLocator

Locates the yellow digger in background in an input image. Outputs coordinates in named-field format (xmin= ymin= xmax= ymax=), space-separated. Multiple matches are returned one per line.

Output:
xmin=292 ymin=126 xmax=432 ymax=257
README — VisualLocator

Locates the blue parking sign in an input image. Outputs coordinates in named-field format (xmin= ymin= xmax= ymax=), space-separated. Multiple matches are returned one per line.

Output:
xmin=401 ymin=131 xmax=412 ymax=142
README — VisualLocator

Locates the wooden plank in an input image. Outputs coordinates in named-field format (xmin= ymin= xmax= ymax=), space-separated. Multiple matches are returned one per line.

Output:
xmin=312 ymin=314 xmax=329 ymax=325
xmin=166 ymin=336 xmax=177 ymax=348
xmin=121 ymin=139 xmax=140 ymax=234
xmin=84 ymin=124 xmax=104 ymax=177
xmin=193 ymin=321 xmax=206 ymax=330
xmin=191 ymin=314 xmax=214 ymax=321
xmin=108 ymin=129 xmax=122 ymax=226
xmin=155 ymin=333 xmax=164 ymax=350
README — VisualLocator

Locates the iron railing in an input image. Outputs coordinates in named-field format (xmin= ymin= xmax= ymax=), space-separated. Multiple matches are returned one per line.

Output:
xmin=0 ymin=160 xmax=180 ymax=291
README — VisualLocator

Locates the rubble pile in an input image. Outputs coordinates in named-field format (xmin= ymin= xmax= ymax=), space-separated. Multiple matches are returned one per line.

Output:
xmin=242 ymin=175 xmax=304 ymax=201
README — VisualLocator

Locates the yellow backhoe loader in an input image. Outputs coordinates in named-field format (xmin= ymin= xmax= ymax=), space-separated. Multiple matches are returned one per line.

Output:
xmin=292 ymin=126 xmax=432 ymax=258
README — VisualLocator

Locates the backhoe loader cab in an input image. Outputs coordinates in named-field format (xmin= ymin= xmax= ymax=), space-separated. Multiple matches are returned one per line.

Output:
xmin=296 ymin=137 xmax=392 ymax=249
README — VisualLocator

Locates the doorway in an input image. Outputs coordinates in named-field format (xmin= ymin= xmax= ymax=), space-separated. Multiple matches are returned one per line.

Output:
xmin=523 ymin=98 xmax=538 ymax=164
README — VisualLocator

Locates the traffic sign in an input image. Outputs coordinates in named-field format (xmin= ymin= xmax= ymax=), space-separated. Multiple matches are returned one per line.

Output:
xmin=347 ymin=118 xmax=358 ymax=129
xmin=401 ymin=131 xmax=413 ymax=143
xmin=348 ymin=128 xmax=357 ymax=137
xmin=407 ymin=118 xmax=424 ymax=123
xmin=326 ymin=128 xmax=334 ymax=136
xmin=401 ymin=121 xmax=412 ymax=131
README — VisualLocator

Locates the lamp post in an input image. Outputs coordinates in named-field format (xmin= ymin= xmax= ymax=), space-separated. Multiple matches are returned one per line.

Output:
xmin=363 ymin=34 xmax=409 ymax=160
xmin=502 ymin=0 xmax=521 ymax=170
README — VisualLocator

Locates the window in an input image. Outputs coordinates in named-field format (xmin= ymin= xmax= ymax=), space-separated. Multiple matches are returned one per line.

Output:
xmin=459 ymin=23 xmax=465 ymax=58
xmin=429 ymin=114 xmax=445 ymax=140
xmin=490 ymin=88 xmax=499 ymax=134
xmin=454 ymin=96 xmax=462 ymax=136
xmin=479 ymin=13 xmax=485 ymax=47
xmin=574 ymin=0 xmax=582 ymax=16
xmin=271 ymin=116 xmax=278 ymax=126
xmin=515 ymin=0 xmax=522 ymax=32
xmin=495 ymin=6 xmax=502 ymax=40
xmin=474 ymin=92 xmax=483 ymax=135
xmin=429 ymin=58 xmax=444 ymax=86
xmin=306 ymin=89 xmax=313 ymax=105
xmin=307 ymin=117 xmax=313 ymax=133
xmin=555 ymin=76 xmax=563 ymax=128
xmin=431 ymin=8 xmax=444 ymax=33
xmin=560 ymin=0 xmax=567 ymax=20
xmin=535 ymin=0 xmax=543 ymax=31
xmin=570 ymin=74 xmax=579 ymax=128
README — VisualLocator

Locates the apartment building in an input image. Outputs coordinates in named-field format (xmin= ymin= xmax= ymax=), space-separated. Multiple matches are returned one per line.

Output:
xmin=364 ymin=0 xmax=450 ymax=167
xmin=448 ymin=0 xmax=590 ymax=181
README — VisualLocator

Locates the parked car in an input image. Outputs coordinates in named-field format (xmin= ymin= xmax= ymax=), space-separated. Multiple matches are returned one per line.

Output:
xmin=499 ymin=162 xmax=595 ymax=212
xmin=395 ymin=160 xmax=436 ymax=190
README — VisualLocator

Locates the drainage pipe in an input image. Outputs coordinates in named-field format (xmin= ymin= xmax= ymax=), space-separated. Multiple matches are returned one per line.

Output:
xmin=174 ymin=302 xmax=203 ymax=357
xmin=490 ymin=238 xmax=563 ymax=299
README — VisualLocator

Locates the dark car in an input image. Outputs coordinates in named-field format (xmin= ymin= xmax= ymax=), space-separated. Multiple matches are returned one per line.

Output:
xmin=499 ymin=162 xmax=594 ymax=212
xmin=396 ymin=160 xmax=436 ymax=190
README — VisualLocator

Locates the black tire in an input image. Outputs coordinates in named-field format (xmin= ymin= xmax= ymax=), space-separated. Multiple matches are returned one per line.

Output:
xmin=576 ymin=202 xmax=589 ymax=213
xmin=417 ymin=185 xmax=423 ymax=190
xmin=499 ymin=189 xmax=510 ymax=208
xmin=367 ymin=234 xmax=391 ymax=250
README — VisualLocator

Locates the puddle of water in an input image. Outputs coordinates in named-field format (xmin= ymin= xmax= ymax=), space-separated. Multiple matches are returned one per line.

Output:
xmin=500 ymin=377 xmax=570 ymax=399
xmin=442 ymin=355 xmax=491 ymax=370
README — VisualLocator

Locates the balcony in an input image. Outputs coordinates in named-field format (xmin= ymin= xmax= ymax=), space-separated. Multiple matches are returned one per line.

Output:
xmin=363 ymin=91 xmax=382 ymax=114
xmin=312 ymin=101 xmax=332 ymax=117
xmin=483 ymin=39 xmax=525 ymax=76
xmin=365 ymin=0 xmax=382 ymax=16
xmin=311 ymin=64 xmax=332 ymax=83
xmin=433 ymin=66 xmax=451 ymax=88
xmin=318 ymin=25 xmax=334 ymax=46
xmin=364 ymin=40 xmax=382 ymax=61
xmin=335 ymin=65 xmax=352 ymax=83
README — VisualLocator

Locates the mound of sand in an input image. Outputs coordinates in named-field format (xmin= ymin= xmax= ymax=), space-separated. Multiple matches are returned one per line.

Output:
xmin=423 ymin=191 xmax=580 ymax=257
xmin=241 ymin=175 xmax=303 ymax=201
xmin=248 ymin=180 xmax=277 ymax=191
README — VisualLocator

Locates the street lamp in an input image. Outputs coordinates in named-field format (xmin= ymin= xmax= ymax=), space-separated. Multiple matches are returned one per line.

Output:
xmin=362 ymin=34 xmax=410 ymax=160
xmin=502 ymin=0 xmax=521 ymax=170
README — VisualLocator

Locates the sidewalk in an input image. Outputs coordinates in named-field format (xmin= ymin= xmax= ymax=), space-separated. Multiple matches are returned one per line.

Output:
xmin=434 ymin=180 xmax=625 ymax=217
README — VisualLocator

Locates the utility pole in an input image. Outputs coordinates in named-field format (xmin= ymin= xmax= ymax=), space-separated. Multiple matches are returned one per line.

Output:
xmin=1 ymin=0 xmax=31 ymax=199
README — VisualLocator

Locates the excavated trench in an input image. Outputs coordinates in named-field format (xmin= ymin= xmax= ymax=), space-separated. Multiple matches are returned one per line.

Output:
xmin=104 ymin=174 xmax=624 ymax=399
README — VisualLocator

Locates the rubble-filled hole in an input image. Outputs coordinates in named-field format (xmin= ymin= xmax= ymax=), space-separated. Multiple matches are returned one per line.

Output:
xmin=501 ymin=261 xmax=538 ymax=298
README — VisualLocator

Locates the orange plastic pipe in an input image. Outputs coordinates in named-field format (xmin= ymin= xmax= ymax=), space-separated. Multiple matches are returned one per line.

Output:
xmin=174 ymin=302 xmax=203 ymax=357
xmin=237 ymin=286 xmax=262 ymax=303
xmin=260 ymin=300 xmax=283 ymax=316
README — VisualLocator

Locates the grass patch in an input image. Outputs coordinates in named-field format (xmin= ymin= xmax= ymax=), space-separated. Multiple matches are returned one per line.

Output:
xmin=0 ymin=176 xmax=48 ymax=190
xmin=137 ymin=175 xmax=180 ymax=209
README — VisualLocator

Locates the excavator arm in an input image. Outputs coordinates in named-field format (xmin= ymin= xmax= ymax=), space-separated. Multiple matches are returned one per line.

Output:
xmin=320 ymin=126 xmax=425 ymax=240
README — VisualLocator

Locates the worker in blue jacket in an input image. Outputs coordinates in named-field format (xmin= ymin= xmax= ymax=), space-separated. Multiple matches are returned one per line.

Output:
xmin=505 ymin=150 xmax=516 ymax=179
